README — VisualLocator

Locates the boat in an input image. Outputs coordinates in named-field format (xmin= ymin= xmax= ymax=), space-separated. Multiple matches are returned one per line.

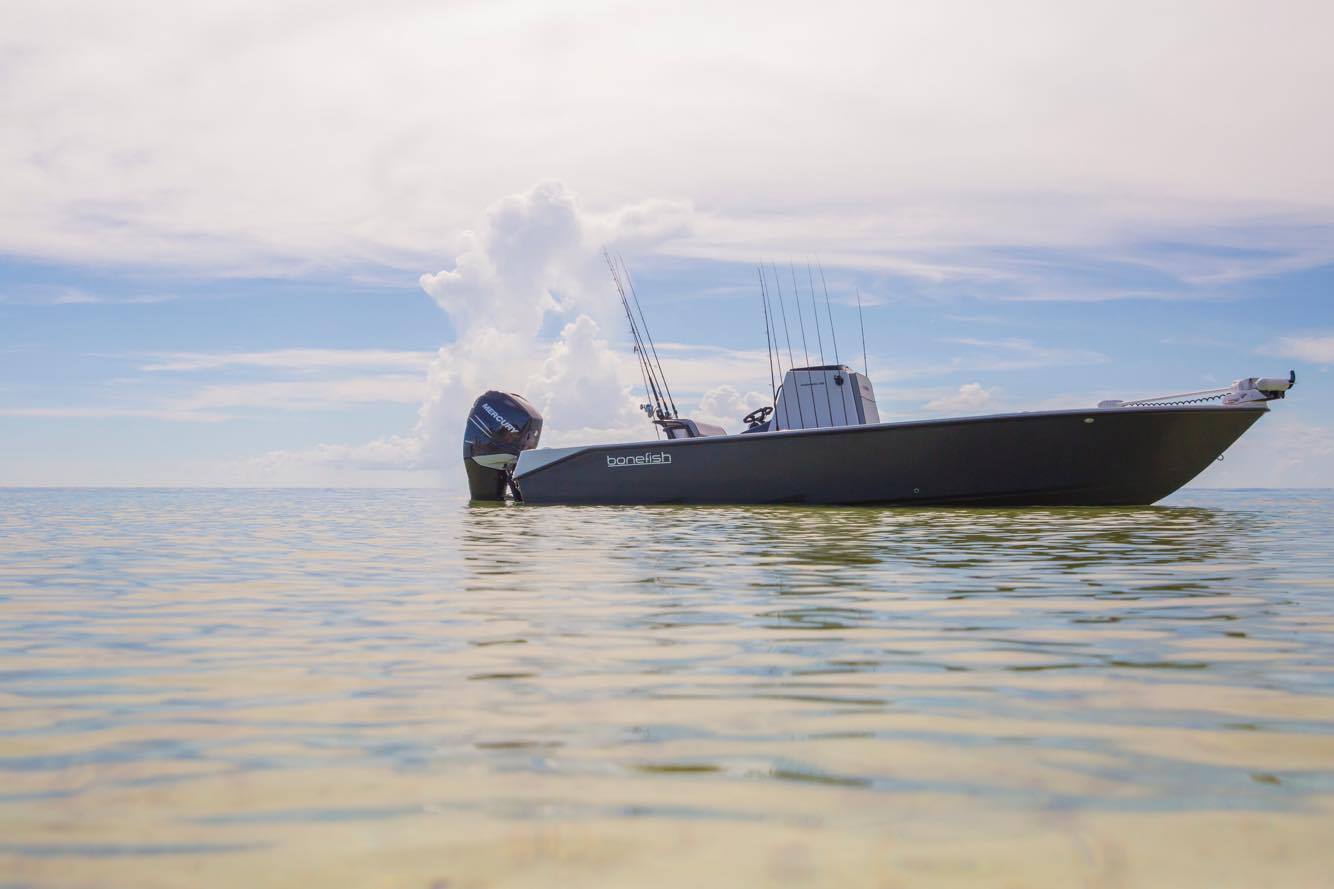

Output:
xmin=461 ymin=259 xmax=1296 ymax=506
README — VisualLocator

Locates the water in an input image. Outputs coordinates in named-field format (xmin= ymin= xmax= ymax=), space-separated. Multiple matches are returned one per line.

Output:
xmin=1 ymin=489 xmax=1332 ymax=887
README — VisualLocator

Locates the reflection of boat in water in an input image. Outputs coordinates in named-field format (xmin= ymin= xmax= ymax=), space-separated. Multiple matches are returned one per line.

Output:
xmin=461 ymin=260 xmax=1296 ymax=507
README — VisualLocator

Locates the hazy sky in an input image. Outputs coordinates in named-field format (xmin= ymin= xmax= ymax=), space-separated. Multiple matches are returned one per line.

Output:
xmin=3 ymin=0 xmax=1332 ymax=488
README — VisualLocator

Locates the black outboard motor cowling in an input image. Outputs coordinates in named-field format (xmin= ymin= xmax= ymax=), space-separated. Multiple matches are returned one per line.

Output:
xmin=463 ymin=391 xmax=543 ymax=500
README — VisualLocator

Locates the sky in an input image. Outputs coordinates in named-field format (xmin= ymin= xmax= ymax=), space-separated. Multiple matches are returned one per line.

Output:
xmin=2 ymin=0 xmax=1332 ymax=489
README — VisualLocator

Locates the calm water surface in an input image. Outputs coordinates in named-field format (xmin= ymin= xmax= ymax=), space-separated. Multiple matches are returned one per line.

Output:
xmin=1 ymin=488 xmax=1332 ymax=887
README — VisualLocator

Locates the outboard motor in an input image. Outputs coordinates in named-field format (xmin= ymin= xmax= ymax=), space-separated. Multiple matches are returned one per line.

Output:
xmin=463 ymin=391 xmax=542 ymax=500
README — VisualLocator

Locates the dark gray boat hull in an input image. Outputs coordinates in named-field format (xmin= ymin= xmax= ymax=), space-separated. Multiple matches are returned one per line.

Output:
xmin=512 ymin=405 xmax=1266 ymax=506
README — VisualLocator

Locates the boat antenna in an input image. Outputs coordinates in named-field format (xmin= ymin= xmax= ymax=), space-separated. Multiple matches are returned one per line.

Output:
xmin=789 ymin=262 xmax=811 ymax=368
xmin=855 ymin=286 xmax=868 ymax=376
xmin=619 ymin=254 xmax=678 ymax=419
xmin=605 ymin=250 xmax=666 ymax=421
xmin=758 ymin=267 xmax=777 ymax=404
xmin=817 ymin=259 xmax=840 ymax=367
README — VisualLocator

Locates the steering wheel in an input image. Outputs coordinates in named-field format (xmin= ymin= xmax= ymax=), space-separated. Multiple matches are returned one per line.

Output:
xmin=743 ymin=406 xmax=774 ymax=427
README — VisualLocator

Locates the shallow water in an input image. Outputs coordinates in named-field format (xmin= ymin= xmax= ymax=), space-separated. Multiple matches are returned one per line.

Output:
xmin=1 ymin=488 xmax=1332 ymax=887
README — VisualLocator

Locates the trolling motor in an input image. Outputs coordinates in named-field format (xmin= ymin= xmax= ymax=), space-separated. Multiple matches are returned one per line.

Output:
xmin=1098 ymin=371 xmax=1296 ymax=408
xmin=1222 ymin=371 xmax=1297 ymax=404
xmin=463 ymin=391 xmax=542 ymax=500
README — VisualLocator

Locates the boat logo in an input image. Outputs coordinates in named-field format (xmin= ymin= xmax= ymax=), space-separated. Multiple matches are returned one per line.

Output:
xmin=480 ymin=403 xmax=518 ymax=434
xmin=607 ymin=451 xmax=672 ymax=468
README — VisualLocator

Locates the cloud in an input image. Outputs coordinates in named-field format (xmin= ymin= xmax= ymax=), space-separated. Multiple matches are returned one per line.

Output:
xmin=0 ymin=286 xmax=176 ymax=305
xmin=1000 ymin=289 xmax=1217 ymax=303
xmin=2 ymin=356 xmax=431 ymax=422
xmin=529 ymin=315 xmax=645 ymax=433
xmin=1194 ymin=417 xmax=1334 ymax=488
xmin=0 ymin=376 xmax=427 ymax=422
xmin=140 ymin=349 xmax=436 ymax=372
xmin=3 ymin=1 xmax=1332 ymax=284
xmin=417 ymin=183 xmax=691 ymax=337
xmin=923 ymin=382 xmax=995 ymax=413
xmin=244 ymin=436 xmax=426 ymax=476
xmin=252 ymin=183 xmax=681 ymax=482
xmin=944 ymin=313 xmax=1006 ymax=324
xmin=407 ymin=184 xmax=679 ymax=467
xmin=693 ymin=385 xmax=771 ymax=432
xmin=1267 ymin=334 xmax=1334 ymax=365
xmin=50 ymin=288 xmax=100 ymax=304
xmin=179 ymin=377 xmax=426 ymax=411
xmin=1160 ymin=335 xmax=1230 ymax=348
xmin=944 ymin=337 xmax=1108 ymax=371
xmin=0 ymin=406 xmax=226 ymax=422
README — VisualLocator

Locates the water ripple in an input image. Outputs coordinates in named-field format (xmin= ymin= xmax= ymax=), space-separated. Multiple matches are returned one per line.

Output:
xmin=1 ymin=488 xmax=1332 ymax=886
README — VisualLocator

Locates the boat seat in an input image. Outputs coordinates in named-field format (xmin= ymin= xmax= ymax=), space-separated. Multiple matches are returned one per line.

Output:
xmin=657 ymin=418 xmax=727 ymax=439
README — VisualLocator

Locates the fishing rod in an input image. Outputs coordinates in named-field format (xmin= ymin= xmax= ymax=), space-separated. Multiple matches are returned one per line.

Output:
xmin=855 ymin=287 xmax=868 ymax=376
xmin=806 ymin=263 xmax=827 ymax=366
xmin=761 ymin=269 xmax=786 ymax=431
xmin=788 ymin=262 xmax=811 ymax=368
xmin=770 ymin=263 xmax=797 ymax=370
xmin=619 ymin=254 xmax=678 ymax=419
xmin=771 ymin=264 xmax=810 ymax=430
xmin=806 ymin=262 xmax=836 ymax=425
xmin=817 ymin=259 xmax=840 ymax=367
xmin=758 ymin=267 xmax=777 ymax=405
xmin=605 ymin=250 xmax=667 ymax=421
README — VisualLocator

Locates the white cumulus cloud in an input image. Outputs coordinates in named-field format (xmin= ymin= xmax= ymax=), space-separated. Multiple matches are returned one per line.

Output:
xmin=923 ymin=382 xmax=996 ymax=413
xmin=1268 ymin=334 xmax=1334 ymax=365
xmin=693 ymin=385 xmax=772 ymax=433
xmin=250 ymin=182 xmax=688 ymax=483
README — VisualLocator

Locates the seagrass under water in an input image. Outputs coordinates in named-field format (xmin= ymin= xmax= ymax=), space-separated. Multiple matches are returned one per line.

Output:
xmin=1 ymin=488 xmax=1332 ymax=887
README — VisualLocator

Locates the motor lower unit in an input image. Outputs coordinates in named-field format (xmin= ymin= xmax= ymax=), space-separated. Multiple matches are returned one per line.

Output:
xmin=463 ymin=391 xmax=542 ymax=500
